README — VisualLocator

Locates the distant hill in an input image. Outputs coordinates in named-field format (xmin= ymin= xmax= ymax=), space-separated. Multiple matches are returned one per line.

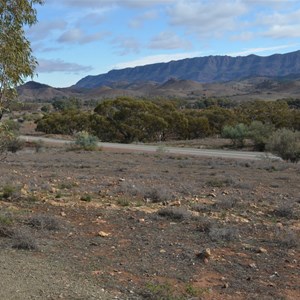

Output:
xmin=17 ymin=50 xmax=300 ymax=102
xmin=17 ymin=81 xmax=84 ymax=101
xmin=75 ymin=50 xmax=300 ymax=89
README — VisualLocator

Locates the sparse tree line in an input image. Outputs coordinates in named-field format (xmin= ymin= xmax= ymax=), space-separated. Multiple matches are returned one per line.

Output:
xmin=34 ymin=97 xmax=300 ymax=162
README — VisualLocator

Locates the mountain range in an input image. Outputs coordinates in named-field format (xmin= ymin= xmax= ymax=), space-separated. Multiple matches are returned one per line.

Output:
xmin=17 ymin=50 xmax=300 ymax=102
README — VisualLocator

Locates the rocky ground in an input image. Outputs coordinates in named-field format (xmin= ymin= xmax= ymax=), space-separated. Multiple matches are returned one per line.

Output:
xmin=0 ymin=145 xmax=299 ymax=299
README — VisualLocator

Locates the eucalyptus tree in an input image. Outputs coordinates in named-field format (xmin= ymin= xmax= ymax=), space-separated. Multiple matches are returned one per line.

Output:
xmin=0 ymin=0 xmax=43 ymax=119
xmin=0 ymin=0 xmax=43 ymax=156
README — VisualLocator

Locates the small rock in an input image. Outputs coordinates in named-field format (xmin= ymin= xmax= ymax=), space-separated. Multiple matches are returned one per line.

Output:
xmin=60 ymin=211 xmax=66 ymax=217
xmin=170 ymin=200 xmax=181 ymax=206
xmin=98 ymin=231 xmax=110 ymax=237
xmin=138 ymin=218 xmax=145 ymax=223
xmin=249 ymin=263 xmax=257 ymax=269
xmin=196 ymin=248 xmax=211 ymax=261
xmin=276 ymin=222 xmax=283 ymax=229
xmin=257 ymin=247 xmax=268 ymax=254
xmin=119 ymin=178 xmax=125 ymax=182
xmin=270 ymin=272 xmax=279 ymax=279
xmin=208 ymin=193 xmax=217 ymax=198
xmin=160 ymin=249 xmax=166 ymax=253
xmin=222 ymin=283 xmax=229 ymax=289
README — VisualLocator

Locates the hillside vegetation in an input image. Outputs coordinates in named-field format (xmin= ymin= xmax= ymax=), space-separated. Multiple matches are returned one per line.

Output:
xmin=34 ymin=97 xmax=300 ymax=161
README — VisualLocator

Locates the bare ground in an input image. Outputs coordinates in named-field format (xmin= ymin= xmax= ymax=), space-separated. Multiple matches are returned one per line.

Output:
xmin=0 ymin=146 xmax=299 ymax=299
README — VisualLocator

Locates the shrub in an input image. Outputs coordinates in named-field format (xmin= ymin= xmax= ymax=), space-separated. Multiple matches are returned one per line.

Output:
xmin=1 ymin=184 xmax=20 ymax=200
xmin=0 ymin=213 xmax=13 ymax=226
xmin=0 ymin=125 xmax=14 ymax=158
xmin=6 ymin=137 xmax=24 ymax=153
xmin=144 ymin=186 xmax=174 ymax=203
xmin=266 ymin=128 xmax=300 ymax=162
xmin=32 ymin=139 xmax=44 ymax=153
xmin=26 ymin=214 xmax=61 ymax=231
xmin=157 ymin=207 xmax=192 ymax=221
xmin=196 ymin=217 xmax=212 ymax=233
xmin=80 ymin=194 xmax=92 ymax=202
xmin=248 ymin=121 xmax=275 ymax=151
xmin=116 ymin=198 xmax=130 ymax=206
xmin=222 ymin=123 xmax=249 ymax=148
xmin=12 ymin=229 xmax=38 ymax=250
xmin=209 ymin=227 xmax=239 ymax=242
xmin=273 ymin=204 xmax=296 ymax=219
xmin=276 ymin=229 xmax=299 ymax=248
xmin=74 ymin=131 xmax=99 ymax=151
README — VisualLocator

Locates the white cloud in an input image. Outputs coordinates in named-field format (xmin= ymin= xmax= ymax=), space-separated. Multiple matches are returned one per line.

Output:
xmin=37 ymin=58 xmax=93 ymax=73
xmin=168 ymin=0 xmax=248 ymax=38
xmin=228 ymin=44 xmax=298 ymax=56
xmin=264 ymin=25 xmax=300 ymax=39
xmin=128 ymin=10 xmax=158 ymax=29
xmin=57 ymin=29 xmax=108 ymax=44
xmin=111 ymin=37 xmax=141 ymax=55
xmin=55 ymin=0 xmax=173 ymax=9
xmin=76 ymin=12 xmax=106 ymax=26
xmin=259 ymin=9 xmax=300 ymax=39
xmin=27 ymin=20 xmax=67 ymax=42
xmin=113 ymin=51 xmax=202 ymax=69
xmin=231 ymin=31 xmax=254 ymax=41
xmin=149 ymin=31 xmax=192 ymax=50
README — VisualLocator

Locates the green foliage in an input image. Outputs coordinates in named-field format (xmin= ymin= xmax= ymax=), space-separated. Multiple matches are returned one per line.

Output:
xmin=222 ymin=123 xmax=249 ymax=148
xmin=200 ymin=106 xmax=236 ymax=134
xmin=248 ymin=121 xmax=275 ymax=151
xmin=237 ymin=100 xmax=293 ymax=128
xmin=0 ymin=0 xmax=43 ymax=118
xmin=0 ymin=214 xmax=13 ymax=226
xmin=80 ymin=194 xmax=92 ymax=202
xmin=35 ymin=97 xmax=300 ymax=146
xmin=0 ymin=123 xmax=16 ymax=158
xmin=32 ymin=139 xmax=44 ymax=153
xmin=36 ymin=110 xmax=90 ymax=135
xmin=1 ymin=184 xmax=19 ymax=200
xmin=74 ymin=131 xmax=99 ymax=151
xmin=52 ymin=97 xmax=82 ymax=111
xmin=94 ymin=97 xmax=168 ymax=142
xmin=283 ymin=98 xmax=300 ymax=109
xmin=192 ymin=97 xmax=237 ymax=109
xmin=266 ymin=128 xmax=300 ymax=162
xmin=2 ymin=119 xmax=21 ymax=133
xmin=6 ymin=136 xmax=24 ymax=153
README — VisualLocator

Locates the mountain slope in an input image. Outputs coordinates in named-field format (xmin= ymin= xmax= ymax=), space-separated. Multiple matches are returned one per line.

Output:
xmin=75 ymin=50 xmax=300 ymax=89
xmin=17 ymin=81 xmax=84 ymax=101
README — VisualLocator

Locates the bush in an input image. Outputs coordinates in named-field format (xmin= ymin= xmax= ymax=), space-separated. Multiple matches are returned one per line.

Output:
xmin=32 ymin=139 xmax=44 ymax=153
xmin=27 ymin=214 xmax=61 ymax=231
xmin=248 ymin=121 xmax=275 ymax=151
xmin=0 ymin=124 xmax=14 ymax=158
xmin=157 ymin=207 xmax=192 ymax=221
xmin=1 ymin=184 xmax=20 ymax=200
xmin=273 ymin=204 xmax=296 ymax=219
xmin=144 ymin=186 xmax=174 ymax=203
xmin=266 ymin=129 xmax=300 ymax=162
xmin=80 ymin=194 xmax=92 ymax=202
xmin=222 ymin=123 xmax=249 ymax=148
xmin=6 ymin=137 xmax=24 ymax=153
xmin=276 ymin=229 xmax=299 ymax=248
xmin=74 ymin=131 xmax=99 ymax=151
xmin=12 ymin=229 xmax=38 ymax=250
xmin=209 ymin=226 xmax=239 ymax=242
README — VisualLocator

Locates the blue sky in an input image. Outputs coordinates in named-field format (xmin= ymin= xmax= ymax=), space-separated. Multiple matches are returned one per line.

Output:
xmin=27 ymin=0 xmax=300 ymax=87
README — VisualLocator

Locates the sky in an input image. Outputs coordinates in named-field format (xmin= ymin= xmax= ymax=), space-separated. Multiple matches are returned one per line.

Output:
xmin=27 ymin=0 xmax=300 ymax=88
